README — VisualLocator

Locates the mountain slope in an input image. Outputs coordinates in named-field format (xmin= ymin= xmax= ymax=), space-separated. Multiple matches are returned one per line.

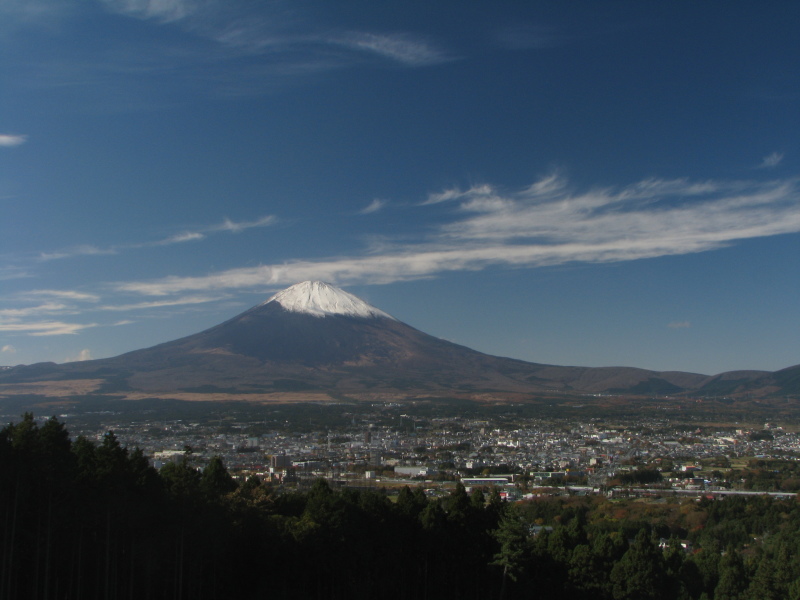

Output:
xmin=0 ymin=282 xmax=796 ymax=399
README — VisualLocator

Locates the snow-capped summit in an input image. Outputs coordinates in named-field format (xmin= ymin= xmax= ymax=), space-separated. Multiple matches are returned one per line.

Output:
xmin=265 ymin=281 xmax=395 ymax=319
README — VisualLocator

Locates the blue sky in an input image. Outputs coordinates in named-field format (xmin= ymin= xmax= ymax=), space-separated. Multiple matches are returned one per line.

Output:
xmin=1 ymin=1 xmax=799 ymax=375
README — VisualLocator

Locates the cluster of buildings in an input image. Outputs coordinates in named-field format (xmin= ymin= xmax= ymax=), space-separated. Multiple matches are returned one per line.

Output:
xmin=38 ymin=407 xmax=800 ymax=498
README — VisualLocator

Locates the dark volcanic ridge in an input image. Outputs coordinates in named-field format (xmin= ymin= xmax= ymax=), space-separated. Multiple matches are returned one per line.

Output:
xmin=1 ymin=281 xmax=797 ymax=400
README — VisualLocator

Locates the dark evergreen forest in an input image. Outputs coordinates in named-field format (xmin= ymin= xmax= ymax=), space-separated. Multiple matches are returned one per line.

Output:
xmin=3 ymin=415 xmax=800 ymax=600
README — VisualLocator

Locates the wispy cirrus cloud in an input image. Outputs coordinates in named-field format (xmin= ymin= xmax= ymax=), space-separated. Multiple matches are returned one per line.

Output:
xmin=759 ymin=152 xmax=784 ymax=169
xmin=99 ymin=0 xmax=200 ymax=23
xmin=214 ymin=215 xmax=276 ymax=233
xmin=14 ymin=0 xmax=449 ymax=70
xmin=0 ymin=293 xmax=227 ymax=340
xmin=158 ymin=231 xmax=206 ymax=245
xmin=668 ymin=321 xmax=691 ymax=329
xmin=36 ymin=214 xmax=276 ymax=261
xmin=0 ymin=303 xmax=73 ymax=319
xmin=433 ymin=175 xmax=799 ymax=248
xmin=424 ymin=184 xmax=495 ymax=206
xmin=114 ymin=173 xmax=800 ymax=296
xmin=0 ymin=134 xmax=27 ymax=147
xmin=0 ymin=295 xmax=102 ymax=338
xmin=39 ymin=245 xmax=115 ymax=262
xmin=0 ymin=215 xmax=276 ymax=338
xmin=0 ymin=267 xmax=33 ymax=281
xmin=6 ymin=1 xmax=453 ymax=108
xmin=0 ymin=294 xmax=96 ymax=336
xmin=333 ymin=32 xmax=451 ymax=66
xmin=360 ymin=199 xmax=388 ymax=215
xmin=24 ymin=290 xmax=101 ymax=302
xmin=149 ymin=215 xmax=276 ymax=244
xmin=0 ymin=320 xmax=96 ymax=336
xmin=98 ymin=0 xmax=452 ymax=67
xmin=98 ymin=294 xmax=226 ymax=311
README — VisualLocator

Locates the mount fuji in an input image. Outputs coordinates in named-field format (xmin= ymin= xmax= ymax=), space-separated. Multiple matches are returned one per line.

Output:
xmin=0 ymin=281 xmax=796 ymax=402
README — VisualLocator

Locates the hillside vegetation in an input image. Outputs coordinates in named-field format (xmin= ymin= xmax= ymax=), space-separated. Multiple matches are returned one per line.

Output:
xmin=3 ymin=415 xmax=800 ymax=599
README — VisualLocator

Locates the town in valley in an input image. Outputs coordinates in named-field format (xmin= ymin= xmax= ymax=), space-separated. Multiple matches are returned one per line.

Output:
xmin=14 ymin=397 xmax=800 ymax=501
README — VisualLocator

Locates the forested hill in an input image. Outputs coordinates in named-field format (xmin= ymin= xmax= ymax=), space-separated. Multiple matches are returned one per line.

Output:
xmin=3 ymin=415 xmax=800 ymax=600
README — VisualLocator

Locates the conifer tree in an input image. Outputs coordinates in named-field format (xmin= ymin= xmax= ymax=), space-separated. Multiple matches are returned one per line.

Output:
xmin=714 ymin=547 xmax=747 ymax=600
xmin=491 ymin=509 xmax=529 ymax=600
xmin=200 ymin=455 xmax=238 ymax=499
xmin=610 ymin=530 xmax=668 ymax=600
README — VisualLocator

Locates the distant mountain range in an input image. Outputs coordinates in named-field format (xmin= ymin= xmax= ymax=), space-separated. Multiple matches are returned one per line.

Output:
xmin=1 ymin=281 xmax=798 ymax=403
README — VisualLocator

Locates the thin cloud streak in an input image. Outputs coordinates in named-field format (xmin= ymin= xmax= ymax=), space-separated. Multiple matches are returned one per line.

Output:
xmin=98 ymin=295 xmax=226 ymax=311
xmin=151 ymin=215 xmax=275 ymax=245
xmin=0 ymin=134 xmax=28 ymax=147
xmin=214 ymin=215 xmax=276 ymax=233
xmin=35 ymin=215 xmax=276 ymax=261
xmin=0 ymin=267 xmax=33 ymax=281
xmin=759 ymin=152 xmax=784 ymax=169
xmin=360 ymin=199 xmax=387 ymax=214
xmin=115 ymin=174 xmax=800 ymax=296
xmin=7 ymin=0 xmax=455 ymax=107
xmin=0 ymin=301 xmax=91 ymax=338
xmin=159 ymin=232 xmax=206 ymax=245
xmin=424 ymin=184 xmax=495 ymax=205
xmin=25 ymin=290 xmax=101 ymax=302
xmin=0 ymin=303 xmax=72 ymax=318
xmin=38 ymin=245 xmax=114 ymax=261
xmin=99 ymin=0 xmax=200 ymax=23
xmin=100 ymin=0 xmax=451 ymax=69
xmin=334 ymin=32 xmax=451 ymax=66
xmin=0 ymin=321 xmax=96 ymax=336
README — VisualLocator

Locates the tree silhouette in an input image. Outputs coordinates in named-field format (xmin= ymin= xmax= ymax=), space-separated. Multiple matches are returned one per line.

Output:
xmin=610 ymin=530 xmax=667 ymax=600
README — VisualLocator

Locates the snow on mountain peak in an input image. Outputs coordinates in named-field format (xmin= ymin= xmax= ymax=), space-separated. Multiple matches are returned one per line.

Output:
xmin=265 ymin=281 xmax=395 ymax=319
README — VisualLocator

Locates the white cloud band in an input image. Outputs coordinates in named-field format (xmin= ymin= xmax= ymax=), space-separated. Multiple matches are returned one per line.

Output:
xmin=115 ymin=174 xmax=800 ymax=296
